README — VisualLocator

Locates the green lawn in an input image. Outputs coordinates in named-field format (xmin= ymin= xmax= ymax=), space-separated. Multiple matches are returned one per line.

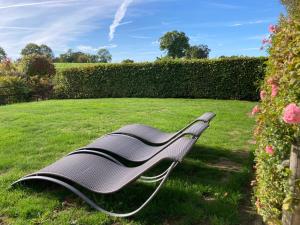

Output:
xmin=0 ymin=98 xmax=256 ymax=225
xmin=55 ymin=63 xmax=103 ymax=70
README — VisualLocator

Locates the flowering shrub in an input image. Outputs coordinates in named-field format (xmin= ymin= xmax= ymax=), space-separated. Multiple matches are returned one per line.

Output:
xmin=0 ymin=76 xmax=30 ymax=104
xmin=253 ymin=1 xmax=300 ymax=223
xmin=0 ymin=58 xmax=22 ymax=77
xmin=20 ymin=54 xmax=56 ymax=99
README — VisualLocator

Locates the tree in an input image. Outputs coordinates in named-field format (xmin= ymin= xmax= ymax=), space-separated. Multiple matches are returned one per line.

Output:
xmin=97 ymin=49 xmax=112 ymax=63
xmin=159 ymin=31 xmax=190 ymax=58
xmin=21 ymin=43 xmax=54 ymax=59
xmin=0 ymin=47 xmax=7 ymax=61
xmin=40 ymin=44 xmax=54 ymax=59
xmin=21 ymin=43 xmax=41 ymax=56
xmin=122 ymin=59 xmax=134 ymax=63
xmin=185 ymin=45 xmax=210 ymax=59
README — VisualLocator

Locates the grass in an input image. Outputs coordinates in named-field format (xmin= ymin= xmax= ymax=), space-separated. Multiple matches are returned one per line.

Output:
xmin=0 ymin=98 xmax=256 ymax=225
xmin=54 ymin=63 xmax=103 ymax=70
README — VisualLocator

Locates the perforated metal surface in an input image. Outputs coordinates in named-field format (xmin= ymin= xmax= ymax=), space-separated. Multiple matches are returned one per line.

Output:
xmin=196 ymin=112 xmax=216 ymax=123
xmin=81 ymin=122 xmax=208 ymax=162
xmin=27 ymin=136 xmax=196 ymax=194
xmin=113 ymin=124 xmax=174 ymax=145
xmin=112 ymin=112 xmax=215 ymax=145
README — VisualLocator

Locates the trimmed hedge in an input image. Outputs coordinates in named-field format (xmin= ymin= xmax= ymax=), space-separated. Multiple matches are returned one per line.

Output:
xmin=54 ymin=57 xmax=267 ymax=101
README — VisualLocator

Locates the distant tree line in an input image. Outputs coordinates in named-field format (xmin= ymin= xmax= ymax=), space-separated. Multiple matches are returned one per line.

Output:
xmin=0 ymin=43 xmax=113 ymax=63
xmin=0 ymin=30 xmax=228 ymax=64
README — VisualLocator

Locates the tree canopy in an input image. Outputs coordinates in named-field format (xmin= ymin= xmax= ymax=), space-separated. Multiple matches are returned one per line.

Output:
xmin=159 ymin=31 xmax=190 ymax=58
xmin=57 ymin=49 xmax=112 ymax=63
xmin=21 ymin=43 xmax=54 ymax=59
xmin=97 ymin=49 xmax=112 ymax=63
xmin=0 ymin=47 xmax=7 ymax=61
xmin=159 ymin=30 xmax=210 ymax=59
xmin=185 ymin=45 xmax=210 ymax=59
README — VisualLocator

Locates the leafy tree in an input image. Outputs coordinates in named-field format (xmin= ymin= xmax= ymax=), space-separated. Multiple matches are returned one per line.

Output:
xmin=97 ymin=49 xmax=112 ymax=63
xmin=122 ymin=59 xmax=134 ymax=63
xmin=86 ymin=54 xmax=99 ymax=63
xmin=159 ymin=31 xmax=190 ymax=58
xmin=21 ymin=43 xmax=54 ymax=59
xmin=0 ymin=47 xmax=7 ymax=61
xmin=58 ymin=49 xmax=74 ymax=62
xmin=185 ymin=45 xmax=210 ymax=59
xmin=21 ymin=43 xmax=42 ymax=56
xmin=40 ymin=44 xmax=54 ymax=59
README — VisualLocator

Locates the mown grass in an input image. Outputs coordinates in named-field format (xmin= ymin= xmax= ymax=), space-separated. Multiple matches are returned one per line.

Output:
xmin=0 ymin=98 xmax=256 ymax=225
xmin=54 ymin=63 xmax=103 ymax=70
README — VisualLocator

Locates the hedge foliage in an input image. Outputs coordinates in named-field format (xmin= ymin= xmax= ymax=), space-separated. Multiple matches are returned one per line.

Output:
xmin=54 ymin=57 xmax=266 ymax=100
xmin=0 ymin=76 xmax=30 ymax=104
xmin=253 ymin=1 xmax=300 ymax=223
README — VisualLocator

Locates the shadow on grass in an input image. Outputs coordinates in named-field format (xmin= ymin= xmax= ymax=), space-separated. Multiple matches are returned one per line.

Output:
xmin=13 ymin=145 xmax=253 ymax=225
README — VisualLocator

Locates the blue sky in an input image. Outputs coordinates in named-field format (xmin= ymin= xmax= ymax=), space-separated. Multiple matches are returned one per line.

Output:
xmin=0 ymin=0 xmax=285 ymax=62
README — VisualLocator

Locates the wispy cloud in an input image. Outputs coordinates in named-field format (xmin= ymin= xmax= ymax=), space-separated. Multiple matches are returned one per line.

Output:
xmin=0 ymin=0 xmax=77 ymax=10
xmin=246 ymin=34 xmax=269 ymax=40
xmin=77 ymin=44 xmax=117 ymax=53
xmin=240 ymin=47 xmax=260 ymax=51
xmin=99 ymin=44 xmax=118 ymax=49
xmin=109 ymin=0 xmax=134 ymax=41
xmin=0 ymin=0 xmax=123 ymax=57
xmin=229 ymin=19 xmax=274 ymax=27
xmin=208 ymin=2 xmax=242 ymax=9
xmin=151 ymin=40 xmax=159 ymax=46
xmin=129 ymin=35 xmax=151 ymax=39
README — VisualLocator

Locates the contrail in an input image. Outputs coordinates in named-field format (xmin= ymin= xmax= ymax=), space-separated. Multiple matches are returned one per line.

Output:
xmin=0 ymin=0 xmax=77 ymax=10
xmin=109 ymin=0 xmax=133 ymax=41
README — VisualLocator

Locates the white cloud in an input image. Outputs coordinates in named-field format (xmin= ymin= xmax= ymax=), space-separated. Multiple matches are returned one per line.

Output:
xmin=77 ymin=45 xmax=98 ymax=52
xmin=109 ymin=0 xmax=134 ymax=41
xmin=77 ymin=44 xmax=117 ymax=53
xmin=0 ymin=0 xmax=123 ymax=57
xmin=208 ymin=2 xmax=242 ymax=9
xmin=130 ymin=35 xmax=151 ymax=39
xmin=231 ymin=23 xmax=242 ymax=27
xmin=229 ymin=19 xmax=274 ymax=27
xmin=246 ymin=34 xmax=269 ymax=40
xmin=99 ymin=44 xmax=118 ymax=49
xmin=240 ymin=47 xmax=260 ymax=51
xmin=0 ymin=0 xmax=78 ymax=10
xmin=151 ymin=40 xmax=159 ymax=46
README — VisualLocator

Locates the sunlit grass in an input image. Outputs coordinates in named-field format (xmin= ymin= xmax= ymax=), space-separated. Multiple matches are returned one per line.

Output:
xmin=0 ymin=98 xmax=256 ymax=225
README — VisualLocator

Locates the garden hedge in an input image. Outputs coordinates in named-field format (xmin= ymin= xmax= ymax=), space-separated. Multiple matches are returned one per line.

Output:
xmin=253 ymin=0 xmax=300 ymax=223
xmin=54 ymin=57 xmax=267 ymax=101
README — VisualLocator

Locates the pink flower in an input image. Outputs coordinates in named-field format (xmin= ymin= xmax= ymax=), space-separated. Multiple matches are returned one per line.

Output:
xmin=262 ymin=38 xmax=269 ymax=45
xmin=271 ymin=84 xmax=279 ymax=97
xmin=283 ymin=103 xmax=300 ymax=124
xmin=269 ymin=24 xmax=277 ymax=33
xmin=252 ymin=105 xmax=260 ymax=116
xmin=260 ymin=90 xmax=267 ymax=100
xmin=265 ymin=145 xmax=275 ymax=155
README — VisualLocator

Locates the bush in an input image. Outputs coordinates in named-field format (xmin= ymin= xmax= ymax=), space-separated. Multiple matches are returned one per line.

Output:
xmin=0 ymin=59 xmax=22 ymax=77
xmin=20 ymin=54 xmax=55 ymax=77
xmin=20 ymin=54 xmax=56 ymax=99
xmin=54 ymin=57 xmax=266 ymax=100
xmin=253 ymin=2 xmax=300 ymax=223
xmin=0 ymin=76 xmax=30 ymax=104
